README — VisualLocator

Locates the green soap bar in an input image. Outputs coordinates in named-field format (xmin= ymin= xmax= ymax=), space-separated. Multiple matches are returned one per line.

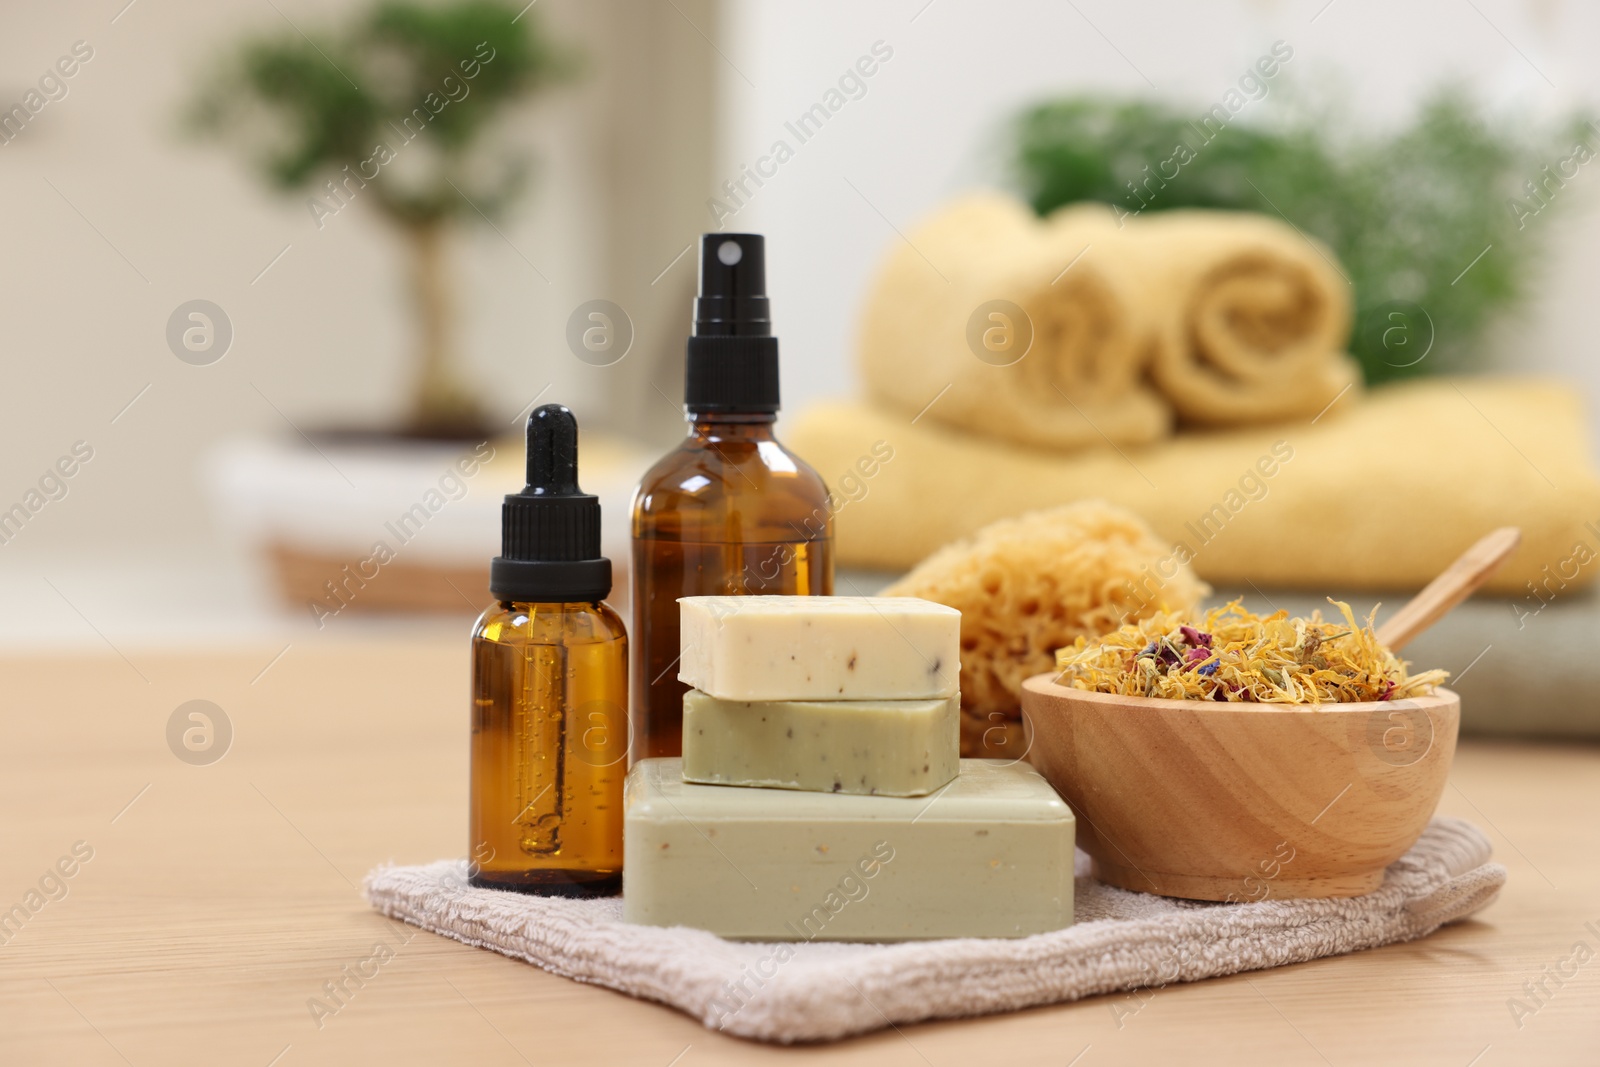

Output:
xmin=623 ymin=758 xmax=1075 ymax=941
xmin=680 ymin=689 xmax=959 ymax=797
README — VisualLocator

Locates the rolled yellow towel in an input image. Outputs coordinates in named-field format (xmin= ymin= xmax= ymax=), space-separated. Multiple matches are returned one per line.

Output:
xmin=1128 ymin=210 xmax=1361 ymax=425
xmin=858 ymin=192 xmax=1361 ymax=445
xmin=857 ymin=192 xmax=1170 ymax=450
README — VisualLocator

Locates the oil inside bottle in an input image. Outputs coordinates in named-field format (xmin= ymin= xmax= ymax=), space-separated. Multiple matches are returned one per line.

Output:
xmin=632 ymin=534 xmax=827 ymax=760
xmin=470 ymin=601 xmax=627 ymax=895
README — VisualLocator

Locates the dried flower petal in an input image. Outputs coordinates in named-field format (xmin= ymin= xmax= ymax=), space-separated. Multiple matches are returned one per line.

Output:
xmin=1053 ymin=598 xmax=1448 ymax=704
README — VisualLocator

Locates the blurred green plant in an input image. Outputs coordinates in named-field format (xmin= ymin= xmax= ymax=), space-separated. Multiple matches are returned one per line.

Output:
xmin=186 ymin=1 xmax=579 ymax=437
xmin=1013 ymin=89 xmax=1596 ymax=384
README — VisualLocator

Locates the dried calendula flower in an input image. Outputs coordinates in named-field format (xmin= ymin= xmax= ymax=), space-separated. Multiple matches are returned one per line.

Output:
xmin=1052 ymin=599 xmax=1448 ymax=704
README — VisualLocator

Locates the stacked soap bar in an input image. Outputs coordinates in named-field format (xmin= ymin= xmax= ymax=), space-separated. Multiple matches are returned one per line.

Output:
xmin=623 ymin=594 xmax=1075 ymax=942
xmin=623 ymin=758 xmax=1075 ymax=940
xmin=678 ymin=595 xmax=961 ymax=701
xmin=682 ymin=691 xmax=959 ymax=796
xmin=678 ymin=596 xmax=961 ymax=796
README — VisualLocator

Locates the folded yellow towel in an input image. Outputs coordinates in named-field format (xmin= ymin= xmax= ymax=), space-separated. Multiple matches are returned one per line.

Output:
xmin=1128 ymin=209 xmax=1360 ymax=425
xmin=789 ymin=378 xmax=1600 ymax=596
xmin=857 ymin=192 xmax=1360 ymax=451
xmin=858 ymin=193 xmax=1170 ymax=450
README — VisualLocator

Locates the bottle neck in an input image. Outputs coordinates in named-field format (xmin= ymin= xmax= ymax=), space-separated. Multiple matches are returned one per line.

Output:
xmin=687 ymin=411 xmax=777 ymax=441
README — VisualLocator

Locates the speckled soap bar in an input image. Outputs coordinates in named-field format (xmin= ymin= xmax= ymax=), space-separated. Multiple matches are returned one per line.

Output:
xmin=623 ymin=758 xmax=1075 ymax=941
xmin=677 ymin=596 xmax=960 ymax=701
xmin=680 ymin=689 xmax=959 ymax=797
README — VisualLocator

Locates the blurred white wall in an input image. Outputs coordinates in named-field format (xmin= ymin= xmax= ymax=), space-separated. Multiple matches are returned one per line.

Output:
xmin=716 ymin=0 xmax=1600 ymax=442
xmin=0 ymin=0 xmax=712 ymax=573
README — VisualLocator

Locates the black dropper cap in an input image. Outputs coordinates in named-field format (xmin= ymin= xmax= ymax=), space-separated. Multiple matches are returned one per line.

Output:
xmin=684 ymin=233 xmax=780 ymax=413
xmin=488 ymin=404 xmax=611 ymax=603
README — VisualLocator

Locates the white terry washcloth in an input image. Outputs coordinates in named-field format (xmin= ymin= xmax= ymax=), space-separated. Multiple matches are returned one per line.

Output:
xmin=364 ymin=816 xmax=1503 ymax=1044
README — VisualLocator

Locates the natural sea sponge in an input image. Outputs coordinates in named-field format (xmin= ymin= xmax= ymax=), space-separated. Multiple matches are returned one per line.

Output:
xmin=884 ymin=501 xmax=1208 ymax=748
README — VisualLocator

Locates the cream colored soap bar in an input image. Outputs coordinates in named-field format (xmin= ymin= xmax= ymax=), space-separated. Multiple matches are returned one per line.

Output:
xmin=677 ymin=596 xmax=960 ymax=700
xmin=681 ymin=689 xmax=959 ymax=797
xmin=623 ymin=758 xmax=1074 ymax=941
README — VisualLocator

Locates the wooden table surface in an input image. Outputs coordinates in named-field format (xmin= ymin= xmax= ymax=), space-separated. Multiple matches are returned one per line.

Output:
xmin=2 ymin=639 xmax=1597 ymax=1066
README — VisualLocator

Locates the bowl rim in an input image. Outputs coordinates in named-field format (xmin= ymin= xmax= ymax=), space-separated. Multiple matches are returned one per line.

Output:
xmin=1021 ymin=672 xmax=1458 ymax=714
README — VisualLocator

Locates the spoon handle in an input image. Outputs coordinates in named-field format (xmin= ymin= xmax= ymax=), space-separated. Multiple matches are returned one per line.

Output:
xmin=1375 ymin=527 xmax=1521 ymax=653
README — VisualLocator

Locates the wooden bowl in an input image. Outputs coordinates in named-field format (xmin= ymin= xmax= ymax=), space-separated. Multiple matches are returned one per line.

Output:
xmin=1020 ymin=674 xmax=1459 ymax=901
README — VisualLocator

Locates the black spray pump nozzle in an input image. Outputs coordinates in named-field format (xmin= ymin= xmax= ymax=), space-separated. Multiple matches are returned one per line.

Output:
xmin=488 ymin=404 xmax=611 ymax=603
xmin=694 ymin=234 xmax=771 ymax=337
xmin=684 ymin=233 xmax=781 ymax=412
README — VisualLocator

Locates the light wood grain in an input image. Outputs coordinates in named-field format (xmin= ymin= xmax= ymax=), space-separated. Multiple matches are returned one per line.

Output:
xmin=1022 ymin=677 xmax=1459 ymax=900
xmin=1 ymin=641 xmax=1597 ymax=1065
xmin=1376 ymin=527 xmax=1522 ymax=652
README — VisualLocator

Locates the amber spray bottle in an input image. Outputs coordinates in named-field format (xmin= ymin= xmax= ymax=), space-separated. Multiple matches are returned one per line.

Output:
xmin=470 ymin=404 xmax=627 ymax=895
xmin=631 ymin=233 xmax=834 ymax=761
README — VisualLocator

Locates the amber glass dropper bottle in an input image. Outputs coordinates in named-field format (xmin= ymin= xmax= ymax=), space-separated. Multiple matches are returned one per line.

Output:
xmin=631 ymin=233 xmax=834 ymax=761
xmin=470 ymin=404 xmax=626 ymax=896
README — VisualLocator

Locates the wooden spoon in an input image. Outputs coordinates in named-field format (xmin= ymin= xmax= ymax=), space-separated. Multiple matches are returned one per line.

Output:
xmin=1374 ymin=527 xmax=1521 ymax=652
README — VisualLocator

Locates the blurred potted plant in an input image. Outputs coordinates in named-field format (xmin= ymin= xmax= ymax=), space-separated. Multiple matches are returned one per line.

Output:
xmin=188 ymin=1 xmax=581 ymax=617
xmin=188 ymin=0 xmax=578 ymax=438
xmin=1013 ymin=88 xmax=1594 ymax=384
